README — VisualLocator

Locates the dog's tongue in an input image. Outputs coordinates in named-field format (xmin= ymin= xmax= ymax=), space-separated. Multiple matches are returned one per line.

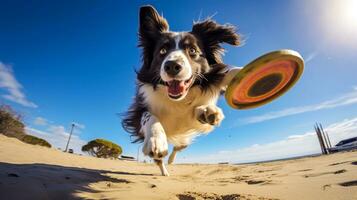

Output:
xmin=168 ymin=80 xmax=185 ymax=96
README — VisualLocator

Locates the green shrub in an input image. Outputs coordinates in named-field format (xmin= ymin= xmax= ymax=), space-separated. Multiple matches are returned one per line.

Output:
xmin=1 ymin=104 xmax=51 ymax=148
xmin=82 ymin=139 xmax=122 ymax=159
xmin=21 ymin=134 xmax=52 ymax=148
xmin=0 ymin=105 xmax=25 ymax=138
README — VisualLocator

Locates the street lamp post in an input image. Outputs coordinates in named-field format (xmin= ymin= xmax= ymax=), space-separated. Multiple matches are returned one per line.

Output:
xmin=64 ymin=123 xmax=75 ymax=152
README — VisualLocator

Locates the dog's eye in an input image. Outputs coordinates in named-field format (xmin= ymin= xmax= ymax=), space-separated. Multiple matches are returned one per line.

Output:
xmin=189 ymin=47 xmax=197 ymax=56
xmin=160 ymin=48 xmax=167 ymax=55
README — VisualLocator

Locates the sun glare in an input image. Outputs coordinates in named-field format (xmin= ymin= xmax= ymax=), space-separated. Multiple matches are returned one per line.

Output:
xmin=338 ymin=0 xmax=357 ymax=28
xmin=320 ymin=0 xmax=357 ymax=46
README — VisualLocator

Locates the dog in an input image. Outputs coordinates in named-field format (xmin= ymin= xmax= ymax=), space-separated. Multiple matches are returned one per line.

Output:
xmin=122 ymin=5 xmax=240 ymax=176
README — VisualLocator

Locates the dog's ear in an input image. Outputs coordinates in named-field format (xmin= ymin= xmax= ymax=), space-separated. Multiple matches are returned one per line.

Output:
xmin=139 ymin=6 xmax=169 ymax=68
xmin=191 ymin=20 xmax=240 ymax=65
xmin=139 ymin=5 xmax=169 ymax=42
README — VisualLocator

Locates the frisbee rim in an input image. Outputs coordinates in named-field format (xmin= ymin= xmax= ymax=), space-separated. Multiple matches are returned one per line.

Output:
xmin=225 ymin=49 xmax=304 ymax=109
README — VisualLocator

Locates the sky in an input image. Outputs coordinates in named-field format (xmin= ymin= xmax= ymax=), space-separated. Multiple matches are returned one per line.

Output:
xmin=1 ymin=0 xmax=357 ymax=163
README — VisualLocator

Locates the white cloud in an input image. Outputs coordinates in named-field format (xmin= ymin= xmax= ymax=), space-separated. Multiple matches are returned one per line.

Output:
xmin=25 ymin=124 xmax=87 ymax=154
xmin=33 ymin=117 xmax=48 ymax=126
xmin=0 ymin=62 xmax=37 ymax=108
xmin=177 ymin=117 xmax=357 ymax=164
xmin=25 ymin=127 xmax=50 ymax=137
xmin=241 ymin=89 xmax=357 ymax=124
xmin=28 ymin=116 xmax=87 ymax=153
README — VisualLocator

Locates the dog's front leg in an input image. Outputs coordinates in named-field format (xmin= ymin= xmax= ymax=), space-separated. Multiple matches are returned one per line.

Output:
xmin=141 ymin=112 xmax=169 ymax=176
xmin=195 ymin=105 xmax=224 ymax=126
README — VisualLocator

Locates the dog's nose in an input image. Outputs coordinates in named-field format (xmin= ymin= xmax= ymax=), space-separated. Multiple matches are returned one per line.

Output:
xmin=164 ymin=61 xmax=182 ymax=77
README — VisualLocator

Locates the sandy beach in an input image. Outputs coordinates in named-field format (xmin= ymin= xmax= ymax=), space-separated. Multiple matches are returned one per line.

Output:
xmin=0 ymin=135 xmax=356 ymax=200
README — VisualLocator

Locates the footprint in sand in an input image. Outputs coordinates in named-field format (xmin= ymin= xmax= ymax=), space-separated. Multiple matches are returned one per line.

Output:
xmin=228 ymin=176 xmax=273 ymax=185
xmin=228 ymin=175 xmax=250 ymax=183
xmin=256 ymin=169 xmax=274 ymax=173
xmin=339 ymin=180 xmax=357 ymax=187
xmin=322 ymin=184 xmax=331 ymax=190
xmin=246 ymin=179 xmax=273 ymax=185
xmin=303 ymin=169 xmax=347 ymax=178
xmin=176 ymin=191 xmax=278 ymax=200
xmin=297 ymin=169 xmax=312 ymax=172
xmin=328 ymin=161 xmax=351 ymax=166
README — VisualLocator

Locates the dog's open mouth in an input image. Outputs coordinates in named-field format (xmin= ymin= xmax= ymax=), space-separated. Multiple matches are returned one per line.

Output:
xmin=165 ymin=77 xmax=193 ymax=99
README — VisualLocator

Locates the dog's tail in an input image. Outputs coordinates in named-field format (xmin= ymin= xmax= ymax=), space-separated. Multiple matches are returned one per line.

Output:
xmin=121 ymin=92 xmax=146 ymax=143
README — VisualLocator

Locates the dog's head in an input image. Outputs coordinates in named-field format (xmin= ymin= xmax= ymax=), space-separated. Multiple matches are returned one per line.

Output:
xmin=137 ymin=5 xmax=240 ymax=101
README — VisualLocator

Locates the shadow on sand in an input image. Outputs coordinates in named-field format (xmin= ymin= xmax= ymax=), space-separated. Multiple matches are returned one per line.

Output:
xmin=0 ymin=162 xmax=153 ymax=200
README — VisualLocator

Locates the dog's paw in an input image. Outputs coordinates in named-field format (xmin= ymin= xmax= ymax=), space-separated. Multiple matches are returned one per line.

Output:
xmin=143 ymin=133 xmax=168 ymax=160
xmin=195 ymin=105 xmax=224 ymax=126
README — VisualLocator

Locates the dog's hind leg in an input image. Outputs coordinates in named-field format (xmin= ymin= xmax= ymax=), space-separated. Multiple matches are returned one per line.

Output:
xmin=168 ymin=145 xmax=187 ymax=164
xmin=141 ymin=112 xmax=169 ymax=176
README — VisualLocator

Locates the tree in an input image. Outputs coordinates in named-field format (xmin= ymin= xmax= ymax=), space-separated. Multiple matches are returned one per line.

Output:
xmin=82 ymin=139 xmax=122 ymax=159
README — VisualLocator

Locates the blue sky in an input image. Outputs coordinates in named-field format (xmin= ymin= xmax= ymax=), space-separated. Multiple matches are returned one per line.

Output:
xmin=1 ymin=0 xmax=357 ymax=163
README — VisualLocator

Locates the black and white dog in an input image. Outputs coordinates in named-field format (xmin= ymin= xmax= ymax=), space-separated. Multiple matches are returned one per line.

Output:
xmin=122 ymin=5 xmax=240 ymax=176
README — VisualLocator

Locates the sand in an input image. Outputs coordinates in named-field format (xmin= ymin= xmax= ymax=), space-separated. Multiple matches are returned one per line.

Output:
xmin=0 ymin=135 xmax=356 ymax=200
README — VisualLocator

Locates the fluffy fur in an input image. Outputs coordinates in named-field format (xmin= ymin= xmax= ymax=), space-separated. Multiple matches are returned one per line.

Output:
xmin=122 ymin=5 xmax=240 ymax=176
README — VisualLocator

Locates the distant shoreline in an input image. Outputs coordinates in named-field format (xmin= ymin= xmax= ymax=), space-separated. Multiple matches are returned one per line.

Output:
xmin=235 ymin=153 xmax=323 ymax=165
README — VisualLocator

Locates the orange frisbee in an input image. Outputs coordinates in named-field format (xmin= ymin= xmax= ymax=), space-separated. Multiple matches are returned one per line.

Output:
xmin=225 ymin=50 xmax=304 ymax=109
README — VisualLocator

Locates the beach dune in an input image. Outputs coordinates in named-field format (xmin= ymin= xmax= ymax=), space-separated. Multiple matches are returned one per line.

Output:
xmin=0 ymin=135 xmax=356 ymax=200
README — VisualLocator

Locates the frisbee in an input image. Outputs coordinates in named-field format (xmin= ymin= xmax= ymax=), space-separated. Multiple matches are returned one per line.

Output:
xmin=225 ymin=49 xmax=304 ymax=109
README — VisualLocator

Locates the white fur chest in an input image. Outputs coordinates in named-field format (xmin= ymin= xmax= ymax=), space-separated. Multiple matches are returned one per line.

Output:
xmin=139 ymin=84 xmax=221 ymax=145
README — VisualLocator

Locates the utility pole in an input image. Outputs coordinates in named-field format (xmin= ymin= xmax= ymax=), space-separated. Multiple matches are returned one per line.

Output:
xmin=64 ymin=123 xmax=75 ymax=152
